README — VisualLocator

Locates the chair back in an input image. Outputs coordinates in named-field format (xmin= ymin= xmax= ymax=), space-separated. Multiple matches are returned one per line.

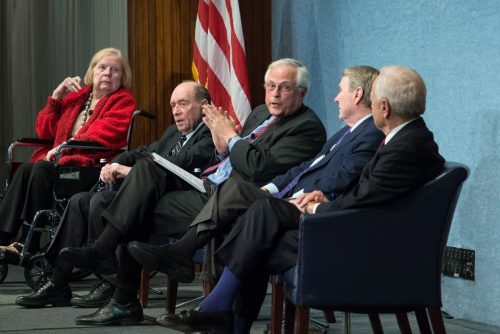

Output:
xmin=293 ymin=162 xmax=469 ymax=312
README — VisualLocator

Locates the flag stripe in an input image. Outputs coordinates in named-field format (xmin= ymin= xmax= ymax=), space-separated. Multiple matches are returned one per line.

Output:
xmin=192 ymin=0 xmax=251 ymax=126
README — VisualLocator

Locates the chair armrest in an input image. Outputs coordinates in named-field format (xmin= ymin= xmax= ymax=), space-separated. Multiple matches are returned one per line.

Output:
xmin=7 ymin=138 xmax=54 ymax=177
xmin=62 ymin=140 xmax=107 ymax=149
xmin=54 ymin=140 xmax=117 ymax=164
xmin=296 ymin=205 xmax=444 ymax=311
xmin=12 ymin=137 xmax=54 ymax=146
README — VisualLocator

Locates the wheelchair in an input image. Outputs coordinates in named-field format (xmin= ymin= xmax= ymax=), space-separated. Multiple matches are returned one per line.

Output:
xmin=0 ymin=110 xmax=156 ymax=288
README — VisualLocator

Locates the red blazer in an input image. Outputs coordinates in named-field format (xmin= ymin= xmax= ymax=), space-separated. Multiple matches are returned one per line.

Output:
xmin=31 ymin=85 xmax=136 ymax=166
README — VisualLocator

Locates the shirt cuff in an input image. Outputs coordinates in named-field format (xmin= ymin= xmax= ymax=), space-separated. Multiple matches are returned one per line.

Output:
xmin=262 ymin=183 xmax=279 ymax=194
xmin=308 ymin=202 xmax=320 ymax=214
xmin=228 ymin=135 xmax=242 ymax=152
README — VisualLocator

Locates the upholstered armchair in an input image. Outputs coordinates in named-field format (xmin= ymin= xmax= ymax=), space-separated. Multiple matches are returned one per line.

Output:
xmin=272 ymin=162 xmax=469 ymax=334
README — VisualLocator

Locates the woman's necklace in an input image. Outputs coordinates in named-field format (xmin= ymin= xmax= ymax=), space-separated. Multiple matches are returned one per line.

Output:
xmin=81 ymin=92 xmax=93 ymax=125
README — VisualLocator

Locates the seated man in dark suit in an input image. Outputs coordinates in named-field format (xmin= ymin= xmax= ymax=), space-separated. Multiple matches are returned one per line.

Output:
xmin=128 ymin=65 xmax=384 ymax=285
xmin=136 ymin=66 xmax=446 ymax=334
xmin=62 ymin=58 xmax=327 ymax=325
xmin=15 ymin=81 xmax=215 ymax=308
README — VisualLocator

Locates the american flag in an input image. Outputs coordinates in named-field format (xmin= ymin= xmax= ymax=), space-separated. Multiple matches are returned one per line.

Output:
xmin=192 ymin=0 xmax=252 ymax=127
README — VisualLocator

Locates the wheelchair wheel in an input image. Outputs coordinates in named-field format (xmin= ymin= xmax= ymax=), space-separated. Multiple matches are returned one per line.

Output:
xmin=0 ymin=261 xmax=7 ymax=283
xmin=24 ymin=254 xmax=53 ymax=290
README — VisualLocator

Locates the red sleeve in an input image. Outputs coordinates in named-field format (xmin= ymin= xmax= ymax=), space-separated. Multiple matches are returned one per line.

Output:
xmin=34 ymin=97 xmax=63 ymax=140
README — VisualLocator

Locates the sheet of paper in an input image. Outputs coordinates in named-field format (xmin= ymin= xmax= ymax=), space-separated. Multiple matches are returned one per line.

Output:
xmin=151 ymin=152 xmax=206 ymax=193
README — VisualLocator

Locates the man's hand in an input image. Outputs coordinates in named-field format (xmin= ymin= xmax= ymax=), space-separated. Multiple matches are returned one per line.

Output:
xmin=289 ymin=190 xmax=329 ymax=214
xmin=100 ymin=163 xmax=132 ymax=183
xmin=202 ymin=104 xmax=238 ymax=154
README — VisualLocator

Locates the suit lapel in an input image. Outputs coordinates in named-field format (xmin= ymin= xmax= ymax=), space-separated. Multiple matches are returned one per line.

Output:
xmin=304 ymin=117 xmax=371 ymax=174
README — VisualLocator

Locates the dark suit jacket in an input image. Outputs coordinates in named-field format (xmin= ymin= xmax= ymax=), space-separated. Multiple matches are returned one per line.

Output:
xmin=270 ymin=116 xmax=384 ymax=199
xmin=228 ymin=104 xmax=327 ymax=186
xmin=112 ymin=123 xmax=214 ymax=172
xmin=317 ymin=117 xmax=445 ymax=212
xmin=46 ymin=124 xmax=214 ymax=262
xmin=157 ymin=103 xmax=325 ymax=236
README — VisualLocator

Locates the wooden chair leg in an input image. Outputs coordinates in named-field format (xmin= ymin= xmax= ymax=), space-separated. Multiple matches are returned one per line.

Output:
xmin=368 ymin=313 xmax=384 ymax=334
xmin=271 ymin=278 xmax=284 ymax=334
xmin=166 ymin=277 xmax=178 ymax=314
xmin=415 ymin=308 xmax=432 ymax=334
xmin=296 ymin=306 xmax=310 ymax=334
xmin=139 ymin=267 xmax=150 ymax=308
xmin=395 ymin=313 xmax=412 ymax=334
xmin=428 ymin=307 xmax=447 ymax=334
xmin=323 ymin=309 xmax=336 ymax=323
xmin=284 ymin=297 xmax=296 ymax=334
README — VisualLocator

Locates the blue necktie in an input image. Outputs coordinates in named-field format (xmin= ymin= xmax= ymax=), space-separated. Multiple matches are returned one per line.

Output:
xmin=275 ymin=128 xmax=350 ymax=198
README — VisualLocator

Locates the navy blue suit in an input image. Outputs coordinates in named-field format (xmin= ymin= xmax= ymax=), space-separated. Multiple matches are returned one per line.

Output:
xmin=189 ymin=116 xmax=383 ymax=239
xmin=271 ymin=116 xmax=384 ymax=200
xmin=216 ymin=117 xmax=445 ymax=320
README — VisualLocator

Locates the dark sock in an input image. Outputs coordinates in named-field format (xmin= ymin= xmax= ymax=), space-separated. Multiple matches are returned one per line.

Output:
xmin=113 ymin=244 xmax=140 ymax=304
xmin=113 ymin=287 xmax=137 ymax=305
xmin=234 ymin=315 xmax=253 ymax=334
xmin=51 ymin=262 xmax=71 ymax=287
xmin=170 ymin=228 xmax=212 ymax=258
xmin=199 ymin=267 xmax=241 ymax=312
xmin=95 ymin=224 xmax=122 ymax=253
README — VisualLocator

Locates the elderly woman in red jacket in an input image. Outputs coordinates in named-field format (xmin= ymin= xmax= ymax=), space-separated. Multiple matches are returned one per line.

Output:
xmin=0 ymin=47 xmax=136 ymax=252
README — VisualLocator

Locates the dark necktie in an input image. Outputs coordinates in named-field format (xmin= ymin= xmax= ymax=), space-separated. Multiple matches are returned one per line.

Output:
xmin=275 ymin=128 xmax=350 ymax=198
xmin=200 ymin=117 xmax=280 ymax=178
xmin=169 ymin=135 xmax=187 ymax=156
xmin=379 ymin=138 xmax=386 ymax=149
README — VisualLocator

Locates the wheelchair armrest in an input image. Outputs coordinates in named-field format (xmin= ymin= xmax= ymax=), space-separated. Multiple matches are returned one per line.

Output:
xmin=54 ymin=140 xmax=116 ymax=165
xmin=62 ymin=140 xmax=107 ymax=148
xmin=13 ymin=137 xmax=54 ymax=146
xmin=7 ymin=138 xmax=54 ymax=175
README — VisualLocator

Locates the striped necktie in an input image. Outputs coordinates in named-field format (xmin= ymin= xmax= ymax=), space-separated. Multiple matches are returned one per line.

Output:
xmin=169 ymin=135 xmax=187 ymax=156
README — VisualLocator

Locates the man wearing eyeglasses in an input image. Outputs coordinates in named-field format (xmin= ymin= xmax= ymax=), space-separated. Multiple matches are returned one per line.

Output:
xmin=132 ymin=66 xmax=444 ymax=333
xmin=59 ymin=58 xmax=327 ymax=326
xmin=127 ymin=65 xmax=384 ymax=332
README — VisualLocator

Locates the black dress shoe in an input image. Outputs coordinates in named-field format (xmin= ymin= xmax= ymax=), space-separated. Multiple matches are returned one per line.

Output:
xmin=16 ymin=281 xmax=72 ymax=308
xmin=127 ymin=241 xmax=194 ymax=283
xmin=59 ymin=243 xmax=117 ymax=275
xmin=159 ymin=307 xmax=233 ymax=333
xmin=71 ymin=280 xmax=115 ymax=308
xmin=75 ymin=298 xmax=143 ymax=325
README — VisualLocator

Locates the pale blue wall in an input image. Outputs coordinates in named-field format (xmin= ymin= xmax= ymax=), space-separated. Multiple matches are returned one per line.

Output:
xmin=272 ymin=0 xmax=500 ymax=326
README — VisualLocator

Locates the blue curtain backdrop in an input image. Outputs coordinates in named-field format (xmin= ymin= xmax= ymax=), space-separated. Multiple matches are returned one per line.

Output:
xmin=272 ymin=0 xmax=500 ymax=326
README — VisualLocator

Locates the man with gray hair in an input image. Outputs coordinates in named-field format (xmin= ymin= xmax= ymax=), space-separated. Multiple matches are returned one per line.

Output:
xmin=64 ymin=58 xmax=327 ymax=326
xmin=129 ymin=65 xmax=384 ymax=285
xmin=150 ymin=65 xmax=445 ymax=333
